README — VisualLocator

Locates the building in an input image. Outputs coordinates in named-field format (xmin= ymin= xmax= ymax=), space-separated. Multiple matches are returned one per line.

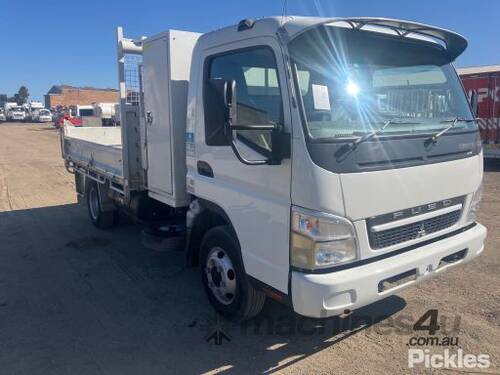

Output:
xmin=44 ymin=85 xmax=119 ymax=109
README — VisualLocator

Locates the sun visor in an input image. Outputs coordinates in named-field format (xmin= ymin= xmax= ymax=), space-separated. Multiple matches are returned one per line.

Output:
xmin=285 ymin=17 xmax=467 ymax=62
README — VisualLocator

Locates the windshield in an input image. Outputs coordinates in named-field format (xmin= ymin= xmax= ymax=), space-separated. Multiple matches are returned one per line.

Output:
xmin=39 ymin=109 xmax=50 ymax=115
xmin=289 ymin=26 xmax=476 ymax=140
xmin=13 ymin=107 xmax=24 ymax=112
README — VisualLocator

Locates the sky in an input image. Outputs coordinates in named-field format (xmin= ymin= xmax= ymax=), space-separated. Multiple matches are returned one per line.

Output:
xmin=1 ymin=0 xmax=499 ymax=101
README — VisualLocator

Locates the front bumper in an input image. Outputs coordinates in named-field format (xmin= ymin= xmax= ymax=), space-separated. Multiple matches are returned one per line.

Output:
xmin=291 ymin=223 xmax=487 ymax=318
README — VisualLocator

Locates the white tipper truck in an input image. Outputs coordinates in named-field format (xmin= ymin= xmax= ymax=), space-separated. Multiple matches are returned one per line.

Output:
xmin=5 ymin=102 xmax=26 ymax=121
xmin=61 ymin=17 xmax=487 ymax=321
xmin=26 ymin=101 xmax=44 ymax=121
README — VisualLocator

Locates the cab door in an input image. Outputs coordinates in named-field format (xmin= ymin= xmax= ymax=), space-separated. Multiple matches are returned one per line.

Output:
xmin=194 ymin=38 xmax=292 ymax=293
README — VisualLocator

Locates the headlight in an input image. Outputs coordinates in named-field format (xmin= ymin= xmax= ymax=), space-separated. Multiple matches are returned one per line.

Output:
xmin=291 ymin=207 xmax=358 ymax=270
xmin=466 ymin=184 xmax=483 ymax=224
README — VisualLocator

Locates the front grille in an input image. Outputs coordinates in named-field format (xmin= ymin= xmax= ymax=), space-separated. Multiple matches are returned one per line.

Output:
xmin=369 ymin=210 xmax=462 ymax=249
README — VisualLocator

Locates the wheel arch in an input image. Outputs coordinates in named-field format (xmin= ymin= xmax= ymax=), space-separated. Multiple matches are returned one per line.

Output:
xmin=185 ymin=199 xmax=239 ymax=267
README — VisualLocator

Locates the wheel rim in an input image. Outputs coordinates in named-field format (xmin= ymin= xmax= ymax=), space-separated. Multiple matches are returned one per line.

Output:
xmin=205 ymin=247 xmax=237 ymax=305
xmin=89 ymin=187 xmax=99 ymax=221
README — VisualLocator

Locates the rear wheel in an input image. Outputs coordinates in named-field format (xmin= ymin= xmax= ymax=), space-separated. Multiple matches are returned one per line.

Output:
xmin=87 ymin=183 xmax=117 ymax=229
xmin=200 ymin=226 xmax=265 ymax=321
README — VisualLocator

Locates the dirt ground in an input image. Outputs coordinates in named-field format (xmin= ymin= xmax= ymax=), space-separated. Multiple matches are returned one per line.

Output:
xmin=0 ymin=122 xmax=498 ymax=374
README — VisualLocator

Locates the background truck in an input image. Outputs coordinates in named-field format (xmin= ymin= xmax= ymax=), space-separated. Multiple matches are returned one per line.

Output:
xmin=69 ymin=105 xmax=100 ymax=127
xmin=93 ymin=102 xmax=118 ymax=126
xmin=69 ymin=105 xmax=95 ymax=118
xmin=26 ymin=101 xmax=44 ymax=121
xmin=458 ymin=65 xmax=500 ymax=158
xmin=61 ymin=17 xmax=486 ymax=321
xmin=5 ymin=102 xmax=26 ymax=121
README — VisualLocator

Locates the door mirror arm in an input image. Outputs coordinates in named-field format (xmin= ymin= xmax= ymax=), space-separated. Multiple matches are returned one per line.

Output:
xmin=224 ymin=81 xmax=288 ymax=166
xmin=228 ymin=120 xmax=288 ymax=166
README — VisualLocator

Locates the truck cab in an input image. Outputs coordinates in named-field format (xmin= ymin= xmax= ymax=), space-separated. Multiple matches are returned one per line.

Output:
xmin=27 ymin=101 xmax=44 ymax=121
xmin=62 ymin=17 xmax=486 ymax=321
xmin=183 ymin=17 xmax=486 ymax=318
xmin=7 ymin=105 xmax=26 ymax=121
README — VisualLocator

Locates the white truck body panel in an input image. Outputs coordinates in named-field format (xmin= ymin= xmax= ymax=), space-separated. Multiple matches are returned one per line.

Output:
xmin=63 ymin=126 xmax=124 ymax=179
xmin=143 ymin=29 xmax=200 ymax=207
xmin=340 ymin=155 xmax=483 ymax=221
xmin=4 ymin=102 xmax=17 ymax=111
xmin=29 ymin=101 xmax=44 ymax=108
xmin=93 ymin=102 xmax=117 ymax=119
xmin=76 ymin=105 xmax=95 ymax=117
xmin=186 ymin=34 xmax=294 ymax=292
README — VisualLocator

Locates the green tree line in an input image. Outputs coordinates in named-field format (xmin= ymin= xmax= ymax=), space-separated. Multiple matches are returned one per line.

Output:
xmin=0 ymin=86 xmax=30 ymax=105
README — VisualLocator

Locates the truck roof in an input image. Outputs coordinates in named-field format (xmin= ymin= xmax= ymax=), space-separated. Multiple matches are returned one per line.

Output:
xmin=456 ymin=65 xmax=500 ymax=76
xmin=198 ymin=16 xmax=467 ymax=60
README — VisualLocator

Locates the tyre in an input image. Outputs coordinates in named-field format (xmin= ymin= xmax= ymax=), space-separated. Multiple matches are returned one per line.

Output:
xmin=87 ymin=182 xmax=117 ymax=229
xmin=200 ymin=225 xmax=265 ymax=321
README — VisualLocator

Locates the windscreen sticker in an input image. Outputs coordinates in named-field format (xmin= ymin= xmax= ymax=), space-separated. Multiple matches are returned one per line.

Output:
xmin=312 ymin=84 xmax=331 ymax=111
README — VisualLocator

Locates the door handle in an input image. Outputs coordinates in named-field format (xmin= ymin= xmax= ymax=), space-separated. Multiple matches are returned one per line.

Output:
xmin=197 ymin=161 xmax=214 ymax=178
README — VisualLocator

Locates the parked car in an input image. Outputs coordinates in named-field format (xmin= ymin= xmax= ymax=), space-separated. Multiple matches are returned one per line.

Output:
xmin=0 ymin=109 xmax=6 ymax=122
xmin=37 ymin=109 xmax=53 ymax=123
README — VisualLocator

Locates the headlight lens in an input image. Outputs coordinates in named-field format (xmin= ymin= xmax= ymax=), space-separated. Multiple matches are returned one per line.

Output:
xmin=466 ymin=184 xmax=483 ymax=224
xmin=291 ymin=207 xmax=358 ymax=270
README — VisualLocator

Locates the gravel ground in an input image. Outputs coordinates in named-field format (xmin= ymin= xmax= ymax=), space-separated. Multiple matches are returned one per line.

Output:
xmin=0 ymin=122 xmax=498 ymax=374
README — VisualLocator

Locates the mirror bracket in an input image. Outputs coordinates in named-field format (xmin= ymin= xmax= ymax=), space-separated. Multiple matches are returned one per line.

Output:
xmin=210 ymin=78 xmax=290 ymax=166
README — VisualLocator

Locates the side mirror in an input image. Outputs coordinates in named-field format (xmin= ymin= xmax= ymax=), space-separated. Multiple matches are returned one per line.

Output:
xmin=470 ymin=90 xmax=479 ymax=117
xmin=204 ymin=79 xmax=235 ymax=146
xmin=204 ymin=78 xmax=289 ymax=166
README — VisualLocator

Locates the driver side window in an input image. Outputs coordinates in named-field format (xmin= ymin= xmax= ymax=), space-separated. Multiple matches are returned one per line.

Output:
xmin=206 ymin=47 xmax=283 ymax=154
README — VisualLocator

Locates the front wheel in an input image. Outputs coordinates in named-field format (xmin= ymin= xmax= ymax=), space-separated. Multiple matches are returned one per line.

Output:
xmin=200 ymin=226 xmax=265 ymax=321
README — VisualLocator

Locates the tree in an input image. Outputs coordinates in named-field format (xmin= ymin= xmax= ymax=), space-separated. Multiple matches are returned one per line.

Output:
xmin=16 ymin=86 xmax=29 ymax=104
xmin=0 ymin=94 xmax=7 ymax=105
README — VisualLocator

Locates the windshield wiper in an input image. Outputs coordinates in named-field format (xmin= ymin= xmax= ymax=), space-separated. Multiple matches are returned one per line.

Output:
xmin=335 ymin=119 xmax=421 ymax=161
xmin=426 ymin=117 xmax=475 ymax=144
xmin=350 ymin=119 xmax=421 ymax=150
